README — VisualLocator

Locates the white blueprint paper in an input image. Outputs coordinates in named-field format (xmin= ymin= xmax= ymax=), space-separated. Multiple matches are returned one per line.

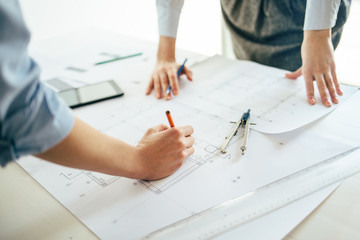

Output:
xmin=182 ymin=55 xmax=357 ymax=134
xmin=17 ymin=79 xmax=356 ymax=240
xmin=18 ymin=39 xmax=358 ymax=239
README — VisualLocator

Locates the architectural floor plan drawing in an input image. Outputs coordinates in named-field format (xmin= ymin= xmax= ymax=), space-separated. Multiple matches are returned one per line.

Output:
xmin=48 ymin=139 xmax=226 ymax=197
xmin=177 ymin=55 xmax=357 ymax=134
xmin=60 ymin=169 xmax=119 ymax=188
xmin=17 ymin=54 xmax=358 ymax=239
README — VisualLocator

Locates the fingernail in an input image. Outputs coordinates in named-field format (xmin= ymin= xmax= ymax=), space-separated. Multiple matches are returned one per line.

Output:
xmin=333 ymin=98 xmax=339 ymax=104
xmin=338 ymin=89 xmax=343 ymax=96
xmin=325 ymin=99 xmax=332 ymax=107
xmin=309 ymin=97 xmax=316 ymax=105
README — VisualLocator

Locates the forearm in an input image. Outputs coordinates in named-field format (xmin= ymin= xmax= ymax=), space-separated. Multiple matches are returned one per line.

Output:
xmin=36 ymin=117 xmax=141 ymax=179
xmin=37 ymin=117 xmax=195 ymax=181
xmin=157 ymin=36 xmax=176 ymax=62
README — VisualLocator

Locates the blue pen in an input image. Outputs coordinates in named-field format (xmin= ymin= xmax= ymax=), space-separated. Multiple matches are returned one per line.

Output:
xmin=166 ymin=58 xmax=188 ymax=95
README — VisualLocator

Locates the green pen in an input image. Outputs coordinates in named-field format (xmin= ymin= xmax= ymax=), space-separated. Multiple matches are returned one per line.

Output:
xmin=94 ymin=52 xmax=143 ymax=65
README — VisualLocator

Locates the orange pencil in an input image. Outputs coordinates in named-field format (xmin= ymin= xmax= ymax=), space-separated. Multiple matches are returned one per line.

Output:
xmin=166 ymin=110 xmax=175 ymax=128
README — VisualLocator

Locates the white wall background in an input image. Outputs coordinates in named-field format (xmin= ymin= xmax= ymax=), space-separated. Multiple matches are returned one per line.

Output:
xmin=19 ymin=0 xmax=222 ymax=57
xmin=19 ymin=0 xmax=359 ymax=85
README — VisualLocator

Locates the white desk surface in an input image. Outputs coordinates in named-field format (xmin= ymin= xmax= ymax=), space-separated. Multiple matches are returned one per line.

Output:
xmin=1 ymin=30 xmax=359 ymax=239
xmin=1 ymin=163 xmax=360 ymax=240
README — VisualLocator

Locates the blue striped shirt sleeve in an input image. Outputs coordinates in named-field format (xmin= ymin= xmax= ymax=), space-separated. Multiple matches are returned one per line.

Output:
xmin=0 ymin=0 xmax=75 ymax=166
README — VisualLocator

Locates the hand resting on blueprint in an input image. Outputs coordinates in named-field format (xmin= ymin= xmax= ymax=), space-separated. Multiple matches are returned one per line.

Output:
xmin=150 ymin=33 xmax=342 ymax=108
xmin=286 ymin=29 xmax=343 ymax=107
xmin=146 ymin=36 xmax=193 ymax=100
xmin=36 ymin=118 xmax=194 ymax=180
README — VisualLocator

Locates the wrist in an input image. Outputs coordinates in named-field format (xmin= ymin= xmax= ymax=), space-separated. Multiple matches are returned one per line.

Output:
xmin=105 ymin=139 xmax=145 ymax=179
xmin=157 ymin=36 xmax=176 ymax=62
xmin=304 ymin=29 xmax=331 ymax=41
xmin=116 ymin=144 xmax=146 ymax=179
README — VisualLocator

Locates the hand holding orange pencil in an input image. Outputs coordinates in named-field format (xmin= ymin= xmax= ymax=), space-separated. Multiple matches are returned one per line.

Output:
xmin=133 ymin=111 xmax=194 ymax=180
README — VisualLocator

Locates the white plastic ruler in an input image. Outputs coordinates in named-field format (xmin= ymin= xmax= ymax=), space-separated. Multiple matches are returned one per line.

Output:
xmin=141 ymin=147 xmax=360 ymax=240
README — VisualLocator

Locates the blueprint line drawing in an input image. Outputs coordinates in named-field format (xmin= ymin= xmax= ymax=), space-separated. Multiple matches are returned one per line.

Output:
xmin=17 ymin=53 xmax=358 ymax=240
xmin=59 ymin=169 xmax=121 ymax=189
xmin=138 ymin=142 xmax=231 ymax=194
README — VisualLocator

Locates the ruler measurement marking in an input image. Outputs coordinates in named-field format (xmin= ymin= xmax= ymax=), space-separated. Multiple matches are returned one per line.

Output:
xmin=141 ymin=147 xmax=360 ymax=240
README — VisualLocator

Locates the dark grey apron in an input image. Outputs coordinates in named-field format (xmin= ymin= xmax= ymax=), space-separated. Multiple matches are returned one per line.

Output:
xmin=221 ymin=0 xmax=351 ymax=71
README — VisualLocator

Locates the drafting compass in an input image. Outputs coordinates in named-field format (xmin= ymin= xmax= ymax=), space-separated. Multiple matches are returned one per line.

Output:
xmin=220 ymin=109 xmax=251 ymax=155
